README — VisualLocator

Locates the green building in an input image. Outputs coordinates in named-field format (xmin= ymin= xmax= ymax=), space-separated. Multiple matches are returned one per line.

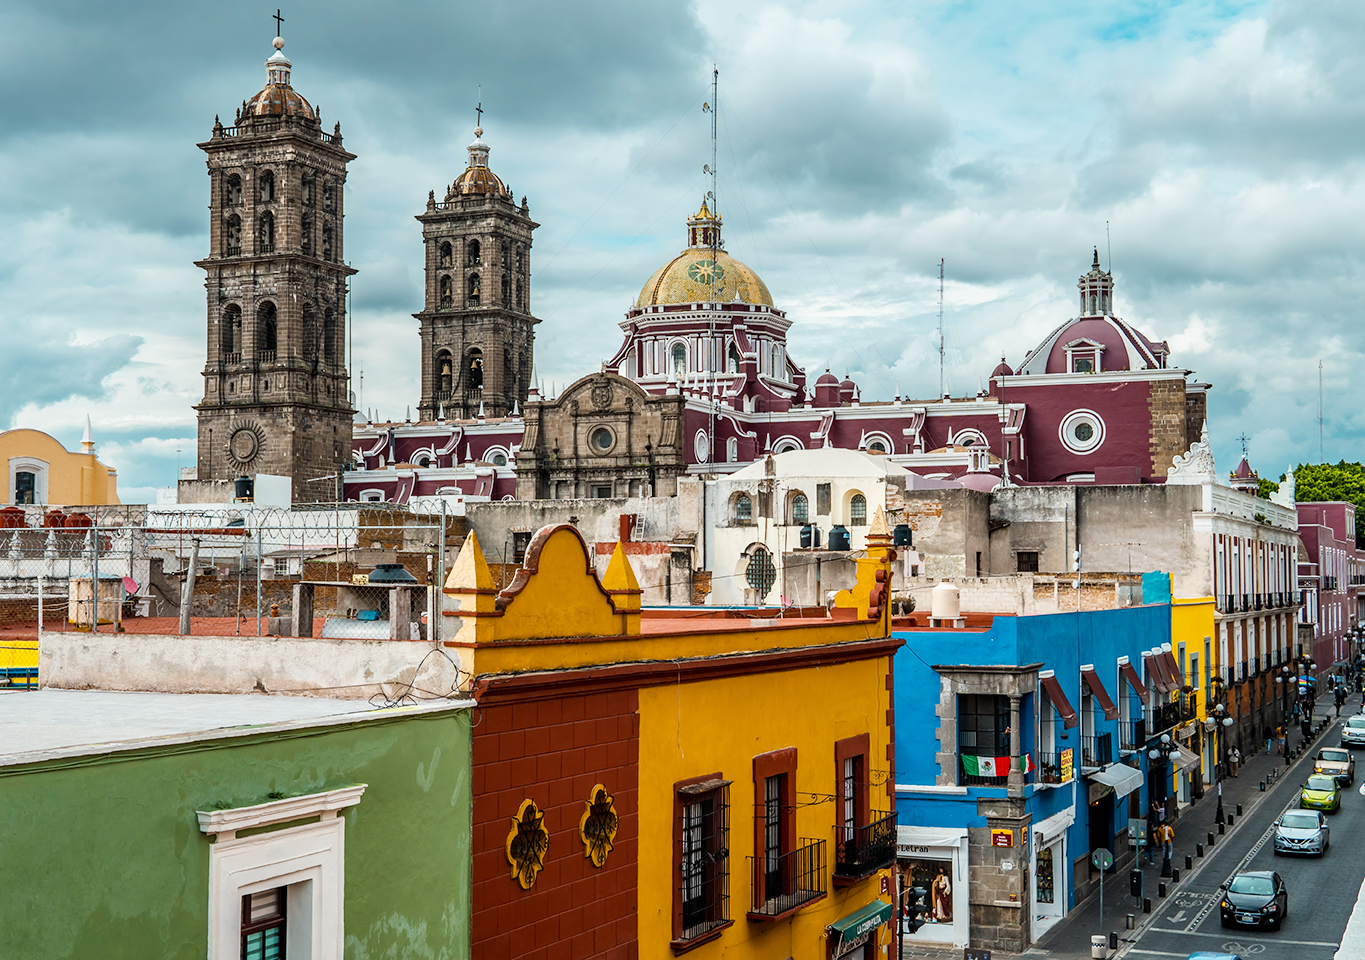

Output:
xmin=0 ymin=689 xmax=473 ymax=960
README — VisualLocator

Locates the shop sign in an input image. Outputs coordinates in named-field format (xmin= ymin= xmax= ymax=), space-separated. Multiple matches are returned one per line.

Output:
xmin=1060 ymin=748 xmax=1074 ymax=782
xmin=990 ymin=829 xmax=1014 ymax=847
xmin=898 ymin=844 xmax=932 ymax=855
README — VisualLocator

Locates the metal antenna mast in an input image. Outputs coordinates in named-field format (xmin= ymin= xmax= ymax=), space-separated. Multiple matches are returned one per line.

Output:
xmin=938 ymin=258 xmax=945 ymax=398
xmin=1319 ymin=359 xmax=1325 ymax=463
xmin=704 ymin=66 xmax=719 ymax=465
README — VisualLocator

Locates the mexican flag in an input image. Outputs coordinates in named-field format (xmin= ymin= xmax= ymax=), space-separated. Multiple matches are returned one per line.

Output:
xmin=963 ymin=754 xmax=1034 ymax=775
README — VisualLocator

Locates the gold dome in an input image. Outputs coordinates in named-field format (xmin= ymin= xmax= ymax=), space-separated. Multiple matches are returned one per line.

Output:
xmin=244 ymin=38 xmax=316 ymax=121
xmin=447 ymin=164 xmax=509 ymax=199
xmin=636 ymin=203 xmax=774 ymax=308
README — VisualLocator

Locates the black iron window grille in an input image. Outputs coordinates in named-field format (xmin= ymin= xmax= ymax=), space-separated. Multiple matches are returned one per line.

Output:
xmin=677 ymin=782 xmax=730 ymax=943
xmin=957 ymin=694 xmax=1010 ymax=786
xmin=1119 ymin=719 xmax=1146 ymax=750
xmin=1081 ymin=732 xmax=1113 ymax=767
xmin=747 ymin=838 xmax=826 ymax=918
xmin=833 ymin=810 xmax=898 ymax=880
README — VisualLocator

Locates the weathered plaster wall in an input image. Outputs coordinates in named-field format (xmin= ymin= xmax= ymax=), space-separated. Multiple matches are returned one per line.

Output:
xmin=40 ymin=631 xmax=460 ymax=700
xmin=0 ymin=709 xmax=473 ymax=960
xmin=899 ymin=488 xmax=992 ymax=579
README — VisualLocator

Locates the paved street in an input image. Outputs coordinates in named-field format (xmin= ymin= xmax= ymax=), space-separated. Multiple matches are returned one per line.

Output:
xmin=1125 ymin=718 xmax=1363 ymax=960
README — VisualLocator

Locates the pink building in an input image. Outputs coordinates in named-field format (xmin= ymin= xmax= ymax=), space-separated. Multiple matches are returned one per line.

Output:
xmin=1296 ymin=500 xmax=1363 ymax=669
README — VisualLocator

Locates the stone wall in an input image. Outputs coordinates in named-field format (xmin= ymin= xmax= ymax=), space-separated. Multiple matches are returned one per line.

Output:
xmin=967 ymin=799 xmax=1031 ymax=951
xmin=899 ymin=488 xmax=993 ymax=579
xmin=1148 ymin=378 xmax=1189 ymax=478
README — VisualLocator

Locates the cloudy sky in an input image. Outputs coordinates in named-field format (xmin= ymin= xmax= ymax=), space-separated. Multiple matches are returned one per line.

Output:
xmin=2 ymin=0 xmax=1361 ymax=502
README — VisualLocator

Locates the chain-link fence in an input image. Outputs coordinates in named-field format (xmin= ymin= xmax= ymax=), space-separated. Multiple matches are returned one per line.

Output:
xmin=0 ymin=503 xmax=464 ymax=686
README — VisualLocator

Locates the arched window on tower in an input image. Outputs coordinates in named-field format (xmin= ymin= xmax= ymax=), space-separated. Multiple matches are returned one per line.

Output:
xmin=301 ymin=213 xmax=313 ymax=256
xmin=322 ymin=180 xmax=335 ymax=212
xmin=222 ymin=304 xmax=242 ymax=360
xmin=436 ymin=351 xmax=454 ymax=397
xmin=259 ymin=170 xmax=274 ymax=203
xmin=518 ymin=351 xmax=528 ymax=395
xmin=516 ymin=277 xmax=523 ymax=310
xmin=440 ymin=242 xmax=452 ymax=268
xmin=468 ymin=239 xmax=481 ymax=266
xmin=467 ymin=348 xmax=483 ymax=391
xmin=790 ymin=493 xmax=809 ymax=525
xmin=439 ymin=275 xmax=453 ymax=308
xmin=302 ymin=304 xmax=318 ymax=362
xmin=672 ymin=343 xmax=686 ymax=379
xmin=257 ymin=211 xmax=275 ymax=253
xmin=301 ymin=174 xmax=314 ymax=206
xmin=323 ymin=309 xmax=336 ymax=365
xmin=258 ymin=302 xmax=278 ymax=360
xmin=468 ymin=273 xmax=481 ymax=305
xmin=501 ymin=270 xmax=510 ymax=307
xmin=728 ymin=343 xmax=742 ymax=373
xmin=321 ymin=221 xmax=333 ymax=261
xmin=504 ymin=348 xmax=514 ymax=397
xmin=224 ymin=214 xmax=242 ymax=256
xmin=225 ymin=174 xmax=242 ymax=205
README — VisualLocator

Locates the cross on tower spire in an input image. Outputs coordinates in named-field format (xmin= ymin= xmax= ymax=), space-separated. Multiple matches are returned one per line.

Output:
xmin=273 ymin=9 xmax=285 ymax=36
xmin=476 ymin=88 xmax=483 ymax=129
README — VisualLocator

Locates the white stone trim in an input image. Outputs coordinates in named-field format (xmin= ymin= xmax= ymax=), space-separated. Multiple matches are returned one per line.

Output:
xmin=198 ymin=784 xmax=367 ymax=840
xmin=1058 ymin=409 xmax=1105 ymax=455
xmin=9 ymin=456 xmax=49 ymax=506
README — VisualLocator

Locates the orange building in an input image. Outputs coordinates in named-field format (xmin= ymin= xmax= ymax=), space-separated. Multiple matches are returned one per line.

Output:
xmin=448 ymin=510 xmax=904 ymax=960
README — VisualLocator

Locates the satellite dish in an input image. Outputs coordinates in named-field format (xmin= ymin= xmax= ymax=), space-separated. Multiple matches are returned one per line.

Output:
xmin=706 ymin=191 xmax=714 ymax=200
xmin=703 ymin=164 xmax=710 ymax=174
xmin=703 ymin=102 xmax=711 ymax=112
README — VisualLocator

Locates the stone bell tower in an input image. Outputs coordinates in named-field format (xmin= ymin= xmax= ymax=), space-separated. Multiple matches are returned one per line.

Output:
xmin=191 ymin=35 xmax=356 ymax=501
xmin=415 ymin=118 xmax=539 ymax=421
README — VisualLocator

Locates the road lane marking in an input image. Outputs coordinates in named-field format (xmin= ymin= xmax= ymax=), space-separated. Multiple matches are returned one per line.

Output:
xmin=1147 ymin=927 xmax=1339 ymax=946
xmin=1124 ymin=951 xmax=1189 ymax=957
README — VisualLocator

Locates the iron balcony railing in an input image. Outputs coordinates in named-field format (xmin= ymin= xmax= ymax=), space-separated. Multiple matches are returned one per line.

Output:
xmin=833 ymin=811 xmax=898 ymax=882
xmin=1081 ymin=733 xmax=1113 ymax=767
xmin=1119 ymin=719 xmax=1146 ymax=750
xmin=1149 ymin=701 xmax=1181 ymax=735
xmin=748 ymin=839 xmax=826 ymax=918
xmin=1037 ymin=751 xmax=1069 ymax=784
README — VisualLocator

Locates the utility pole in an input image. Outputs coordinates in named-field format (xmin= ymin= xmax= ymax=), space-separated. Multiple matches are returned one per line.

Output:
xmin=1319 ymin=360 xmax=1324 ymax=463
xmin=938 ymin=258 xmax=945 ymax=398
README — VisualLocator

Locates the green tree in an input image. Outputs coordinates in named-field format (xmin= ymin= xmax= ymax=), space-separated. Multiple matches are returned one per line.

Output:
xmin=1294 ymin=461 xmax=1365 ymax=548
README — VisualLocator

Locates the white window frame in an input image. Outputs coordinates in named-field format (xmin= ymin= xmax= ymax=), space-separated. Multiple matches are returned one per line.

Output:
xmin=198 ymin=785 xmax=366 ymax=960
xmin=1058 ymin=409 xmax=1105 ymax=455
xmin=10 ymin=456 xmax=49 ymax=506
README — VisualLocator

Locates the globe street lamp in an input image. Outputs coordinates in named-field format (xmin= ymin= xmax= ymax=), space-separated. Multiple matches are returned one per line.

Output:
xmin=1209 ymin=702 xmax=1235 ymax=822
xmin=1276 ymin=667 xmax=1293 ymax=756
xmin=1148 ymin=735 xmax=1182 ymax=877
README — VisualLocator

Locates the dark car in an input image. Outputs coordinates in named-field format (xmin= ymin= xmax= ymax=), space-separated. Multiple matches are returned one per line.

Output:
xmin=1219 ymin=871 xmax=1288 ymax=930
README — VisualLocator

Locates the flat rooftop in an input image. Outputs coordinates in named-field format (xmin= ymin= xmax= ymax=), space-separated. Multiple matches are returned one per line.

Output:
xmin=0 ymin=689 xmax=383 ymax=766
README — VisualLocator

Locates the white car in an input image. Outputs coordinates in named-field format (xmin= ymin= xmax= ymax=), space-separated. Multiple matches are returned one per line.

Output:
xmin=1342 ymin=714 xmax=1365 ymax=748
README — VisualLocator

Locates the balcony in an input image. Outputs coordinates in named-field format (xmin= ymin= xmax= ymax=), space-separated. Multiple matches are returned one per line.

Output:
xmin=1325 ymin=576 xmax=1339 ymax=591
xmin=1082 ymin=732 xmax=1113 ymax=767
xmin=1037 ymin=751 xmax=1070 ymax=784
xmin=1242 ymin=593 xmax=1251 ymax=612
xmin=1119 ymin=719 xmax=1146 ymax=751
xmin=1150 ymin=701 xmax=1181 ymax=735
xmin=259 ymin=349 xmax=277 ymax=362
xmin=748 ymin=838 xmax=826 ymax=920
xmin=833 ymin=811 xmax=897 ymax=885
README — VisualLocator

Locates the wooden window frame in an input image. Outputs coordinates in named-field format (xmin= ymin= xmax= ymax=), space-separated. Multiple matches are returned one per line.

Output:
xmin=834 ymin=733 xmax=870 ymax=841
xmin=240 ymin=887 xmax=287 ymax=960
xmin=672 ymin=773 xmax=733 ymax=953
xmin=752 ymin=748 xmax=797 ymax=909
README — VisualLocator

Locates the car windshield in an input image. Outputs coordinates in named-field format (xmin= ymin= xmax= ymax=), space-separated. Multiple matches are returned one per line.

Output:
xmin=1347 ymin=717 xmax=1365 ymax=728
xmin=1320 ymin=750 xmax=1350 ymax=762
xmin=1281 ymin=812 xmax=1320 ymax=829
xmin=1307 ymin=776 xmax=1337 ymax=791
xmin=1229 ymin=875 xmax=1274 ymax=896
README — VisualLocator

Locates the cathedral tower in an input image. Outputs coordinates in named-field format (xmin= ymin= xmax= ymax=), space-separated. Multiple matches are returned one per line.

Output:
xmin=415 ymin=121 xmax=538 ymax=421
xmin=193 ymin=36 xmax=355 ymax=501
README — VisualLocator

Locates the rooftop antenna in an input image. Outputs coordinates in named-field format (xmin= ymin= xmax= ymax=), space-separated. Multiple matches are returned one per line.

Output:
xmin=938 ymin=258 xmax=946 ymax=398
xmin=1319 ymin=359 xmax=1324 ymax=463
xmin=1106 ymin=221 xmax=1111 ymax=272
xmin=703 ymin=65 xmax=719 ymax=465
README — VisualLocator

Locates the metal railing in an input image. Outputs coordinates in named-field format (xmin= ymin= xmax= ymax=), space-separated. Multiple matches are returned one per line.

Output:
xmin=1037 ymin=751 xmax=1069 ymax=784
xmin=833 ymin=811 xmax=897 ymax=880
xmin=1081 ymin=733 xmax=1113 ymax=767
xmin=1149 ymin=701 xmax=1181 ymax=734
xmin=748 ymin=838 xmax=826 ymax=918
xmin=1119 ymin=719 xmax=1146 ymax=750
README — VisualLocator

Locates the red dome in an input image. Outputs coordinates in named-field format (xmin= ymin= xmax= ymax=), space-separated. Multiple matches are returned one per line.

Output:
xmin=991 ymin=359 xmax=1013 ymax=378
xmin=815 ymin=369 xmax=839 ymax=386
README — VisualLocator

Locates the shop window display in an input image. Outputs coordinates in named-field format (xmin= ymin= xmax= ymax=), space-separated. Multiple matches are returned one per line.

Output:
xmin=898 ymin=858 xmax=953 ymax=930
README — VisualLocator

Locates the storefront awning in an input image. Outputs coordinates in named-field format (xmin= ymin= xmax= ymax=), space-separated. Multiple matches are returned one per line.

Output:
xmin=1081 ymin=666 xmax=1120 ymax=720
xmin=1161 ymin=646 xmax=1185 ymax=687
xmin=1119 ymin=659 xmax=1148 ymax=699
xmin=1087 ymin=763 xmax=1144 ymax=800
xmin=828 ymin=899 xmax=893 ymax=956
xmin=1173 ymin=748 xmax=1202 ymax=773
xmin=1040 ymin=671 xmax=1079 ymax=728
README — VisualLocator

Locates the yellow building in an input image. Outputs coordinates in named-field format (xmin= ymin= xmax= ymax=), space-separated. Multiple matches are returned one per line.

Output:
xmin=1170 ymin=596 xmax=1218 ymax=803
xmin=0 ymin=420 xmax=119 ymax=506
xmin=448 ymin=511 xmax=902 ymax=960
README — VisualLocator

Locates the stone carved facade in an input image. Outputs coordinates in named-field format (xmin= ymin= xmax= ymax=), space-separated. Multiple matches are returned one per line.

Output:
xmin=415 ymin=126 xmax=538 ymax=422
xmin=514 ymin=373 xmax=685 ymax=499
xmin=193 ymin=37 xmax=355 ymax=501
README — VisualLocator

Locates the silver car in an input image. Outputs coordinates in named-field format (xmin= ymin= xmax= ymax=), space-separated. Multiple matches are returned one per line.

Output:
xmin=1343 ymin=715 xmax=1365 ymax=748
xmin=1273 ymin=809 xmax=1329 ymax=855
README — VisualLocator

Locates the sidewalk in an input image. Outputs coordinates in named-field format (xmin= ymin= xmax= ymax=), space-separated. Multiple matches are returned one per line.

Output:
xmin=898 ymin=719 xmax=1338 ymax=960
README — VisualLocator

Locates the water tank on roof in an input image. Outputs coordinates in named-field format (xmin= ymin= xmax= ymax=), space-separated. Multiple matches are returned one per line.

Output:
xmin=64 ymin=512 xmax=92 ymax=529
xmin=893 ymin=524 xmax=913 ymax=546
xmin=828 ymin=524 xmax=850 ymax=551
xmin=368 ymin=562 xmax=418 ymax=584
xmin=0 ymin=507 xmax=25 ymax=529
xmin=800 ymin=524 xmax=821 ymax=549
xmin=235 ymin=475 xmax=254 ymax=501
xmin=931 ymin=582 xmax=961 ymax=621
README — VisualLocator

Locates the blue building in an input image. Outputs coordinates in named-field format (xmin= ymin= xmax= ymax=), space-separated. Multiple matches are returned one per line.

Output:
xmin=891 ymin=602 xmax=1179 ymax=952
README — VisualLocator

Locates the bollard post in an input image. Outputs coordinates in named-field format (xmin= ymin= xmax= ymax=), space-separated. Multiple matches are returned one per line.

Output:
xmin=1197 ymin=843 xmax=1204 ymax=858
xmin=1185 ymin=855 xmax=1193 ymax=870
xmin=1237 ymin=803 xmax=1243 ymax=816
xmin=1110 ymin=932 xmax=1119 ymax=951
xmin=1208 ymin=832 xmax=1215 ymax=846
xmin=1126 ymin=914 xmax=1135 ymax=930
xmin=1144 ymin=897 xmax=1152 ymax=914
xmin=1172 ymin=867 xmax=1181 ymax=883
xmin=1219 ymin=822 xmax=1225 ymax=835
xmin=1228 ymin=814 xmax=1235 ymax=827
xmin=1159 ymin=881 xmax=1167 ymax=898
xmin=1260 ymin=780 xmax=1266 ymax=791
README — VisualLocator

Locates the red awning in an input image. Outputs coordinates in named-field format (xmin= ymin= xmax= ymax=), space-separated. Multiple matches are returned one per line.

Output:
xmin=1162 ymin=649 xmax=1185 ymax=689
xmin=1144 ymin=652 xmax=1174 ymax=695
xmin=1040 ymin=673 xmax=1079 ymax=729
xmin=1119 ymin=660 xmax=1148 ymax=700
xmin=1081 ymin=667 xmax=1120 ymax=720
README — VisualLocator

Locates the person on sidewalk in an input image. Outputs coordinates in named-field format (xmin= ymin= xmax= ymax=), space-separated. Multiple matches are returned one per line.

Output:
xmin=1144 ymin=808 xmax=1157 ymax=865
xmin=1229 ymin=746 xmax=1241 ymax=777
xmin=1157 ymin=821 xmax=1175 ymax=863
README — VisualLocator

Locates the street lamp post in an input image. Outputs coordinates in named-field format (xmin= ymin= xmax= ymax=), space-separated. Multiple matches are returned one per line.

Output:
xmin=1209 ymin=702 xmax=1235 ymax=822
xmin=1277 ymin=666 xmax=1292 ymax=756
xmin=1149 ymin=735 xmax=1181 ymax=877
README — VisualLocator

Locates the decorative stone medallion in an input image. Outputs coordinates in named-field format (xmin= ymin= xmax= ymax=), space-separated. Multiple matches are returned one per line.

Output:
xmin=579 ymin=784 xmax=619 ymax=868
xmin=506 ymin=798 xmax=550 ymax=889
xmin=226 ymin=422 xmax=266 ymax=467
xmin=590 ymin=380 xmax=613 ymax=411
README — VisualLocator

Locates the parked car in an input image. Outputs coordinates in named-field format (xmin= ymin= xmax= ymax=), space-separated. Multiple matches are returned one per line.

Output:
xmin=1273 ymin=810 xmax=1329 ymax=855
xmin=1301 ymin=774 xmax=1341 ymax=813
xmin=1315 ymin=747 xmax=1356 ymax=786
xmin=1341 ymin=714 xmax=1365 ymax=748
xmin=1219 ymin=871 xmax=1289 ymax=930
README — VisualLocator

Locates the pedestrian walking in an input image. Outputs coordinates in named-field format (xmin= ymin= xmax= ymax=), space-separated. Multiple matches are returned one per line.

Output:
xmin=1157 ymin=821 xmax=1175 ymax=863
xmin=1229 ymin=746 xmax=1241 ymax=777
